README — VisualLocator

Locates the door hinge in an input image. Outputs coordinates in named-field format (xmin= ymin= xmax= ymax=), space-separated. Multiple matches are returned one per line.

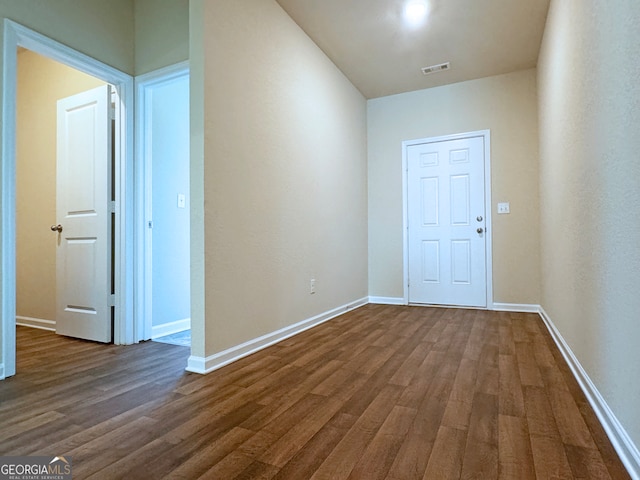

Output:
xmin=108 ymin=294 xmax=116 ymax=307
xmin=110 ymin=104 xmax=116 ymax=120
xmin=109 ymin=201 xmax=116 ymax=213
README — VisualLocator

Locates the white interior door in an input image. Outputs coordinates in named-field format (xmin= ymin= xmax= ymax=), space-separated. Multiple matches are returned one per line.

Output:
xmin=407 ymin=135 xmax=487 ymax=307
xmin=55 ymin=85 xmax=112 ymax=342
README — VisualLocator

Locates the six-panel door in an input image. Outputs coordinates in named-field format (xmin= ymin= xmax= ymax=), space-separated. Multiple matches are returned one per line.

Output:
xmin=407 ymin=136 xmax=487 ymax=307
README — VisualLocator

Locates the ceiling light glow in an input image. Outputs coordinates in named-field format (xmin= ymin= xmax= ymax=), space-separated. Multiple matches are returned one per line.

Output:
xmin=404 ymin=1 xmax=429 ymax=25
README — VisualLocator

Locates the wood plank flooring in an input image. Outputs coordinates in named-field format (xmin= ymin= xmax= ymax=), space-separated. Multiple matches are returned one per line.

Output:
xmin=0 ymin=305 xmax=631 ymax=479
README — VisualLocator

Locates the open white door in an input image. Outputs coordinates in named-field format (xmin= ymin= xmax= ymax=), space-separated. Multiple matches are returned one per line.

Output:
xmin=55 ymin=85 xmax=112 ymax=342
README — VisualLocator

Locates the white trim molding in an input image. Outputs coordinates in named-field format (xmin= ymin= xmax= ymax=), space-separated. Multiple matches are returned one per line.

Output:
xmin=368 ymin=296 xmax=406 ymax=305
xmin=16 ymin=316 xmax=56 ymax=331
xmin=152 ymin=318 xmax=191 ymax=339
xmin=187 ymin=297 xmax=368 ymax=374
xmin=492 ymin=303 xmax=541 ymax=313
xmin=539 ymin=307 xmax=640 ymax=479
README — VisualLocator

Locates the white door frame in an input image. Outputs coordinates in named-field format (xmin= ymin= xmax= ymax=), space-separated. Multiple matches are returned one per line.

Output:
xmin=134 ymin=61 xmax=190 ymax=341
xmin=402 ymin=130 xmax=493 ymax=308
xmin=1 ymin=20 xmax=135 ymax=379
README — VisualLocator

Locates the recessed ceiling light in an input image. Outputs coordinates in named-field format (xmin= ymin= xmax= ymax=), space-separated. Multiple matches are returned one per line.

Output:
xmin=404 ymin=1 xmax=429 ymax=25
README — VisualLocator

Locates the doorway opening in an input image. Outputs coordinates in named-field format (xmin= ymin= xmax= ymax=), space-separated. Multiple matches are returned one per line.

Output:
xmin=16 ymin=48 xmax=114 ymax=341
xmin=1 ymin=20 xmax=135 ymax=378
xmin=402 ymin=130 xmax=493 ymax=309
xmin=135 ymin=63 xmax=191 ymax=349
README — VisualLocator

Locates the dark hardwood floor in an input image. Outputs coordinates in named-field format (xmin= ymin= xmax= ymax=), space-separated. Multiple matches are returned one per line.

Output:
xmin=0 ymin=305 xmax=631 ymax=479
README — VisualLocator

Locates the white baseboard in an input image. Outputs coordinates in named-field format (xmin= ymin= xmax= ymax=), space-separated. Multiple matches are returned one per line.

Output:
xmin=370 ymin=299 xmax=542 ymax=312
xmin=492 ymin=303 xmax=541 ymax=313
xmin=152 ymin=318 xmax=191 ymax=339
xmin=16 ymin=316 xmax=56 ymax=331
xmin=186 ymin=297 xmax=369 ymax=375
xmin=368 ymin=296 xmax=406 ymax=305
xmin=538 ymin=307 xmax=640 ymax=480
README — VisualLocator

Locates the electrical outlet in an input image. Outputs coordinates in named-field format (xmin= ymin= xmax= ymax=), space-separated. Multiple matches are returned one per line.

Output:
xmin=177 ymin=194 xmax=186 ymax=209
xmin=497 ymin=202 xmax=510 ymax=214
xmin=310 ymin=278 xmax=316 ymax=295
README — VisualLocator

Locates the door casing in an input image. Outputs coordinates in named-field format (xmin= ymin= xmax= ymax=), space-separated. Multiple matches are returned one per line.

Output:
xmin=1 ymin=20 xmax=135 ymax=378
xmin=402 ymin=130 xmax=493 ymax=308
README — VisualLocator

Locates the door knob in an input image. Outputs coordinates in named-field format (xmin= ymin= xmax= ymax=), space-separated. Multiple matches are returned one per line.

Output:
xmin=51 ymin=224 xmax=63 ymax=233
xmin=477 ymin=227 xmax=484 ymax=234
xmin=477 ymin=216 xmax=483 ymax=222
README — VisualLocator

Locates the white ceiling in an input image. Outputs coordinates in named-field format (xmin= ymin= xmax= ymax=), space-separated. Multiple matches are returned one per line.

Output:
xmin=275 ymin=0 xmax=551 ymax=99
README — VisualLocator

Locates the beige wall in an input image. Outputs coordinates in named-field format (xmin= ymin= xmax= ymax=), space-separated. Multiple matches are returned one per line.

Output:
xmin=197 ymin=0 xmax=368 ymax=356
xmin=0 ymin=0 xmax=134 ymax=74
xmin=0 ymin=0 xmax=186 ymax=76
xmin=368 ymin=69 xmax=540 ymax=304
xmin=189 ymin=0 xmax=206 ymax=358
xmin=16 ymin=50 xmax=105 ymax=322
xmin=538 ymin=0 xmax=640 ymax=448
xmin=134 ymin=0 xmax=189 ymax=75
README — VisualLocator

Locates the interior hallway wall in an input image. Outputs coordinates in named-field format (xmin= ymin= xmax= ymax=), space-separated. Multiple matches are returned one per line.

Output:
xmin=538 ymin=0 xmax=640 ymax=449
xmin=134 ymin=0 xmax=189 ymax=75
xmin=0 ymin=0 xmax=134 ymax=75
xmin=368 ymin=69 xmax=541 ymax=305
xmin=193 ymin=0 xmax=368 ymax=359
xmin=16 ymin=50 xmax=105 ymax=324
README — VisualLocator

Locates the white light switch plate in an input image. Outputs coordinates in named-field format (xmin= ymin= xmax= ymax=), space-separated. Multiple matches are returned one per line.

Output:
xmin=497 ymin=202 xmax=510 ymax=214
xmin=177 ymin=194 xmax=186 ymax=209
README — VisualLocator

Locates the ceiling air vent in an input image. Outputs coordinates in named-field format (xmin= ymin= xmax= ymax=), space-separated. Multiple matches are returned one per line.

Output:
xmin=421 ymin=62 xmax=450 ymax=75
